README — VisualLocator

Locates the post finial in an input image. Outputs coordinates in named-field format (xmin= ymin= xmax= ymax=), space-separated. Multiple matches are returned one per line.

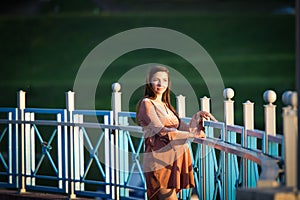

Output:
xmin=112 ymin=83 xmax=121 ymax=92
xmin=244 ymin=100 xmax=252 ymax=104
xmin=223 ymin=88 xmax=234 ymax=100
xmin=263 ymin=90 xmax=277 ymax=105
xmin=282 ymin=91 xmax=297 ymax=108
xmin=176 ymin=94 xmax=185 ymax=100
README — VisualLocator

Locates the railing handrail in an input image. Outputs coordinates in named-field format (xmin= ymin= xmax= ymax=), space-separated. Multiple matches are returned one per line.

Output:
xmin=24 ymin=108 xmax=65 ymax=114
xmin=193 ymin=137 xmax=280 ymax=181
xmin=0 ymin=112 xmax=281 ymax=184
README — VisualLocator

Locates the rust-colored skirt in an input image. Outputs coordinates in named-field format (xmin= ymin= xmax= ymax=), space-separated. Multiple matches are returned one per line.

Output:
xmin=143 ymin=135 xmax=195 ymax=199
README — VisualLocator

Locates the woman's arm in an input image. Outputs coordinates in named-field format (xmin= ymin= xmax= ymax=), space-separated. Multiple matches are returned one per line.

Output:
xmin=178 ymin=120 xmax=189 ymax=132
xmin=177 ymin=111 xmax=214 ymax=138
xmin=137 ymin=99 xmax=176 ymax=138
xmin=138 ymin=99 xmax=197 ymax=140
xmin=137 ymin=99 xmax=210 ymax=140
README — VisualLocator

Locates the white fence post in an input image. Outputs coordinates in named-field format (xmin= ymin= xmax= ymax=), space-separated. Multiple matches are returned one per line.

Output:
xmin=243 ymin=101 xmax=254 ymax=132
xmin=201 ymin=96 xmax=210 ymax=113
xmin=17 ymin=90 xmax=26 ymax=193
xmin=200 ymin=96 xmax=213 ymax=200
xmin=118 ymin=113 xmax=129 ymax=198
xmin=115 ymin=83 xmax=129 ymax=198
xmin=282 ymin=91 xmax=298 ymax=188
xmin=63 ymin=109 xmax=69 ymax=193
xmin=57 ymin=112 xmax=63 ymax=190
xmin=25 ymin=111 xmax=35 ymax=186
xmin=104 ymin=111 xmax=113 ymax=196
xmin=223 ymin=88 xmax=235 ymax=200
xmin=73 ymin=113 xmax=84 ymax=191
xmin=112 ymin=83 xmax=121 ymax=200
xmin=17 ymin=90 xmax=26 ymax=111
xmin=263 ymin=90 xmax=277 ymax=154
xmin=243 ymin=100 xmax=256 ymax=187
xmin=66 ymin=91 xmax=76 ymax=199
xmin=66 ymin=91 xmax=75 ymax=112
xmin=176 ymin=95 xmax=186 ymax=118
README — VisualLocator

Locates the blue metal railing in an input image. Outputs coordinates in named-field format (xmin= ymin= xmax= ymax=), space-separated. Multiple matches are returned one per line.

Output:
xmin=118 ymin=112 xmax=146 ymax=200
xmin=0 ymin=108 xmax=18 ymax=189
xmin=115 ymin=113 xmax=284 ymax=200
xmin=22 ymin=108 xmax=67 ymax=194
xmin=71 ymin=109 xmax=113 ymax=199
xmin=0 ymin=108 xmax=284 ymax=200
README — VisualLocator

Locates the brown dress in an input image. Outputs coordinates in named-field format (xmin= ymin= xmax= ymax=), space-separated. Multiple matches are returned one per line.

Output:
xmin=137 ymin=98 xmax=195 ymax=199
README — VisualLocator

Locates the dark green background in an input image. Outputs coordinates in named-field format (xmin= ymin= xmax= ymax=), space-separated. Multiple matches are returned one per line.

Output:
xmin=0 ymin=0 xmax=295 ymax=130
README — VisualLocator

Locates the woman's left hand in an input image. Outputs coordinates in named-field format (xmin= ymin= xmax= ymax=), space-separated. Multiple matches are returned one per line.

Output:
xmin=198 ymin=111 xmax=210 ymax=120
xmin=198 ymin=111 xmax=217 ymax=121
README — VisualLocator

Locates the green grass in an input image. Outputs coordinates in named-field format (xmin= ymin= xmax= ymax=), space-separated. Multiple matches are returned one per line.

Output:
xmin=0 ymin=2 xmax=295 ymax=130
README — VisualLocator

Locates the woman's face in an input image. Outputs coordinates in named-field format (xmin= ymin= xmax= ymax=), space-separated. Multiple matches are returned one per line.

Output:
xmin=150 ymin=71 xmax=169 ymax=95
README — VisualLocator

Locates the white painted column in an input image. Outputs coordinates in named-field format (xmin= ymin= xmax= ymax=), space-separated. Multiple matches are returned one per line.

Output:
xmin=111 ymin=83 xmax=121 ymax=200
xmin=17 ymin=91 xmax=26 ymax=111
xmin=223 ymin=88 xmax=235 ymax=200
xmin=66 ymin=91 xmax=75 ymax=112
xmin=263 ymin=90 xmax=277 ymax=154
xmin=243 ymin=101 xmax=254 ymax=132
xmin=17 ymin=90 xmax=26 ymax=193
xmin=201 ymin=96 xmax=210 ymax=113
xmin=57 ymin=112 xmax=63 ymax=189
xmin=73 ymin=114 xmax=84 ymax=191
xmin=176 ymin=95 xmax=186 ymax=118
xmin=296 ymin=0 xmax=300 ymax=191
xmin=30 ymin=113 xmax=35 ymax=186
xmin=282 ymin=91 xmax=298 ymax=188
xmin=200 ymin=96 xmax=212 ymax=200
xmin=243 ymin=100 xmax=255 ymax=187
xmin=63 ymin=109 xmax=69 ymax=193
xmin=25 ymin=112 xmax=35 ymax=186
xmin=73 ymin=113 xmax=79 ymax=191
xmin=104 ymin=112 xmax=112 ymax=195
xmin=264 ymin=90 xmax=277 ymax=136
xmin=66 ymin=91 xmax=76 ymax=199
xmin=24 ymin=112 xmax=31 ymax=185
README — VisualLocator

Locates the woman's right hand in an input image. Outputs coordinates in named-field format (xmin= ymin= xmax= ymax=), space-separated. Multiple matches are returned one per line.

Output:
xmin=189 ymin=110 xmax=218 ymax=139
xmin=194 ymin=129 xmax=206 ymax=138
xmin=189 ymin=122 xmax=206 ymax=138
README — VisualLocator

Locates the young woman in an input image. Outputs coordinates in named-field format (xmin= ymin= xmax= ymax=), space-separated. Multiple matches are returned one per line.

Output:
xmin=136 ymin=65 xmax=215 ymax=200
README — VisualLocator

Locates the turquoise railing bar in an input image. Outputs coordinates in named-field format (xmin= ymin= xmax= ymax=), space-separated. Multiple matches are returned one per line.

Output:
xmin=118 ymin=111 xmax=146 ymax=200
xmin=0 ymin=108 xmax=18 ymax=189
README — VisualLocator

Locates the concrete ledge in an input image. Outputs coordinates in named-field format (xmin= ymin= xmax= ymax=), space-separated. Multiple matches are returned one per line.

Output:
xmin=0 ymin=189 xmax=93 ymax=200
xmin=236 ymin=187 xmax=300 ymax=200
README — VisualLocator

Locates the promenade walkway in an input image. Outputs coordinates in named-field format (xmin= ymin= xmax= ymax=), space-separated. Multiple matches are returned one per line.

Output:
xmin=0 ymin=189 xmax=93 ymax=200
